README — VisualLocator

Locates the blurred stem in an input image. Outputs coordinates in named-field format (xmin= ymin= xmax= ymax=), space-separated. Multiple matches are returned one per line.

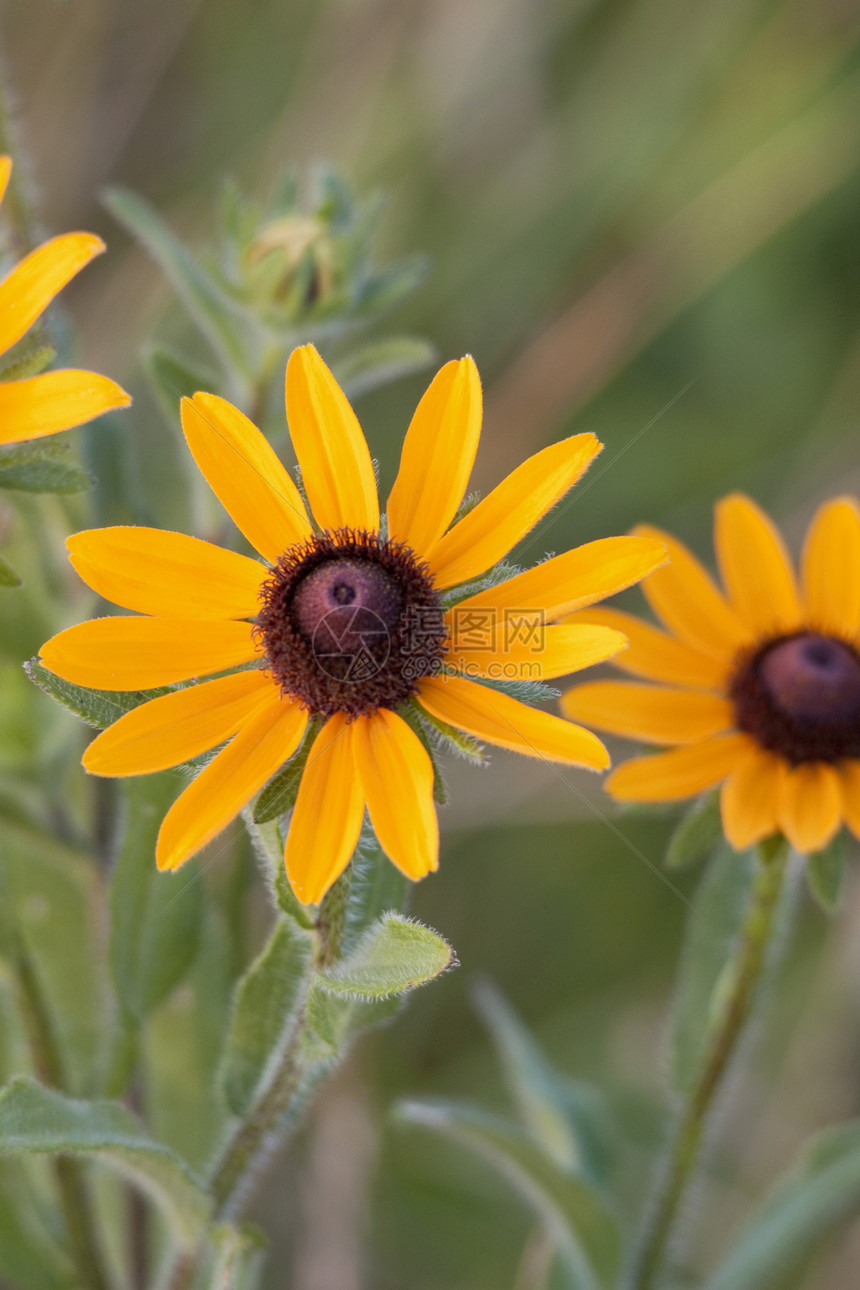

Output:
xmin=631 ymin=835 xmax=790 ymax=1290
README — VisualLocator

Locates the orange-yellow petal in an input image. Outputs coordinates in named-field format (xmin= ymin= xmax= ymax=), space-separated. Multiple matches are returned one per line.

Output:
xmin=417 ymin=673 xmax=609 ymax=768
xmin=285 ymin=345 xmax=378 ymax=532
xmin=447 ymin=623 xmax=625 ymax=681
xmin=83 ymin=669 xmax=272 ymax=776
xmin=181 ymin=392 xmax=311 ymax=563
xmin=801 ymin=497 xmax=860 ymax=639
xmin=67 ymin=527 xmax=266 ymax=619
xmin=634 ymin=524 xmax=751 ymax=661
xmin=424 ymin=432 xmax=600 ymax=589
xmin=156 ymin=691 xmax=307 ymax=870
xmin=839 ymin=761 xmax=860 ymax=843
xmin=387 ymin=357 xmax=482 ymax=557
xmin=0 ymin=232 xmax=105 ymax=358
xmin=714 ymin=493 xmax=801 ymax=636
xmin=605 ymin=733 xmax=749 ymax=801
xmin=776 ymin=761 xmax=842 ymax=854
xmin=284 ymin=714 xmax=365 ymax=905
xmin=0 ymin=370 xmax=130 ymax=445
xmin=720 ymin=745 xmax=784 ymax=850
xmin=353 ymin=710 xmax=438 ymax=880
xmin=561 ymin=608 xmax=726 ymax=690
xmin=0 ymin=157 xmax=11 ymax=207
xmin=452 ymin=535 xmax=667 ymax=624
xmin=561 ymin=681 xmax=732 ymax=744
xmin=40 ymin=617 xmax=259 ymax=690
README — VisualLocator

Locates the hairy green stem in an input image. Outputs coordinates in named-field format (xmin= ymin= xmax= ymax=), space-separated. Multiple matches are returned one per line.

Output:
xmin=631 ymin=835 xmax=791 ymax=1290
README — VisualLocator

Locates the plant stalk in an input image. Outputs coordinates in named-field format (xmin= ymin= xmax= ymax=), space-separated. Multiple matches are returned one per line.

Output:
xmin=631 ymin=834 xmax=791 ymax=1290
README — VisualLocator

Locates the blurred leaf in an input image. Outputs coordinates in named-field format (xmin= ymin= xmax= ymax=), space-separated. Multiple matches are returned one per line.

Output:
xmin=110 ymin=775 xmax=204 ymax=1024
xmin=253 ymin=719 xmax=320 ymax=824
xmin=332 ymin=335 xmax=436 ymax=399
xmin=0 ymin=1162 xmax=75 ymax=1290
xmin=219 ymin=917 xmax=312 ymax=1116
xmin=666 ymin=793 xmax=722 ymax=870
xmin=0 ymin=554 xmax=22 ymax=587
xmin=353 ymin=255 xmax=428 ymax=317
xmin=0 ymin=441 xmax=89 ymax=494
xmin=0 ymin=1078 xmax=211 ymax=1244
xmin=203 ymin=1224 xmax=267 ymax=1290
xmin=25 ymin=659 xmax=171 ymax=730
xmin=396 ymin=1099 xmax=619 ymax=1290
xmin=670 ymin=845 xmax=754 ymax=1094
xmin=145 ymin=345 xmax=221 ymax=424
xmin=103 ymin=186 xmax=260 ymax=382
xmin=316 ymin=912 xmax=455 ymax=1001
xmin=805 ymin=833 xmax=846 ymax=914
xmin=473 ymin=980 xmax=615 ymax=1190
xmin=0 ymin=345 xmax=55 ymax=383
xmin=703 ymin=1121 xmax=860 ymax=1290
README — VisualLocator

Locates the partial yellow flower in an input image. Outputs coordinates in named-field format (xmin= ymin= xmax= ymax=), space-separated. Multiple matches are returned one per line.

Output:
xmin=0 ymin=157 xmax=129 ymax=445
xmin=562 ymin=494 xmax=860 ymax=855
xmin=39 ymin=345 xmax=665 ymax=904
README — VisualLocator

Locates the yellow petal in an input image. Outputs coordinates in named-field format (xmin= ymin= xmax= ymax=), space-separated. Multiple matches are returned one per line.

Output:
xmin=387 ymin=357 xmax=482 ymax=556
xmin=452 ymin=535 xmax=667 ymax=623
xmin=561 ymin=608 xmax=726 ymax=689
xmin=0 ymin=370 xmax=130 ymax=445
xmin=720 ymin=745 xmax=784 ymax=850
xmin=606 ymin=733 xmax=749 ymax=801
xmin=354 ymin=710 xmax=438 ymax=880
xmin=0 ymin=232 xmax=104 ymax=358
xmin=776 ymin=761 xmax=842 ymax=854
xmin=156 ymin=691 xmax=307 ymax=870
xmin=839 ymin=761 xmax=860 ymax=844
xmin=801 ymin=497 xmax=860 ymax=639
xmin=284 ymin=714 xmax=365 ymax=905
xmin=448 ymin=623 xmax=626 ymax=681
xmin=0 ymin=157 xmax=11 ymax=207
xmin=714 ymin=493 xmax=801 ymax=636
xmin=181 ymin=392 xmax=311 ymax=563
xmin=285 ymin=345 xmax=379 ymax=532
xmin=40 ymin=617 xmax=259 ymax=690
xmin=83 ymin=670 xmax=272 ymax=776
xmin=425 ymin=432 xmax=601 ymax=589
xmin=67 ymin=527 xmax=266 ymax=619
xmin=561 ymin=681 xmax=732 ymax=744
xmin=417 ymin=673 xmax=609 ymax=768
xmin=634 ymin=524 xmax=751 ymax=661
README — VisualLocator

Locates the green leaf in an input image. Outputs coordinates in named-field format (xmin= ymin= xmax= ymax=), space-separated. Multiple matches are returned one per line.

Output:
xmin=341 ymin=824 xmax=409 ymax=953
xmin=244 ymin=815 xmax=316 ymax=929
xmin=353 ymin=255 xmax=428 ymax=317
xmin=473 ymin=980 xmax=615 ymax=1190
xmin=0 ymin=1078 xmax=211 ymax=1244
xmin=316 ymin=912 xmax=455 ymax=1001
xmin=703 ymin=1121 xmax=860 ymax=1290
xmin=253 ymin=719 xmax=320 ymax=823
xmin=301 ymin=982 xmax=401 ymax=1062
xmin=0 ymin=1161 xmax=75 ymax=1290
xmin=0 ymin=553 xmax=22 ymax=587
xmin=666 ymin=793 xmax=723 ymax=870
xmin=332 ymin=336 xmax=436 ymax=399
xmin=408 ymin=700 xmax=487 ymax=764
xmin=669 ymin=844 xmax=754 ymax=1094
xmin=203 ymin=1224 xmax=267 ymax=1290
xmin=806 ymin=832 xmax=846 ymax=914
xmin=396 ymin=1099 xmax=619 ymax=1290
xmin=0 ymin=441 xmax=89 ymax=494
xmin=25 ymin=659 xmax=171 ymax=730
xmin=145 ymin=345 xmax=220 ymax=423
xmin=110 ymin=775 xmax=204 ymax=1024
xmin=103 ymin=186 xmax=260 ymax=382
xmin=0 ymin=345 xmax=55 ymax=383
xmin=219 ymin=917 xmax=312 ymax=1116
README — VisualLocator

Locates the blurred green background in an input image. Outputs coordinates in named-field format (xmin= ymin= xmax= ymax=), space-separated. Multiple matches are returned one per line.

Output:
xmin=3 ymin=0 xmax=860 ymax=1285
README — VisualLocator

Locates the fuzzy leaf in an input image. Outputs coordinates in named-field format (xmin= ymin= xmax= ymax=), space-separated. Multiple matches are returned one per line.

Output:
xmin=219 ymin=917 xmax=312 ymax=1116
xmin=0 ymin=1078 xmax=211 ymax=1244
xmin=396 ymin=1099 xmax=619 ymax=1290
xmin=253 ymin=720 xmax=320 ymax=823
xmin=145 ymin=345 xmax=220 ymax=423
xmin=316 ymin=912 xmax=455 ymax=1001
xmin=302 ymin=982 xmax=401 ymax=1061
xmin=110 ymin=775 xmax=204 ymax=1023
xmin=25 ymin=659 xmax=170 ymax=730
xmin=0 ymin=441 xmax=89 ymax=494
xmin=703 ymin=1121 xmax=860 ymax=1290
xmin=0 ymin=554 xmax=21 ymax=587
xmin=666 ymin=793 xmax=723 ymax=870
xmin=332 ymin=336 xmax=436 ymax=399
xmin=806 ymin=832 xmax=846 ymax=914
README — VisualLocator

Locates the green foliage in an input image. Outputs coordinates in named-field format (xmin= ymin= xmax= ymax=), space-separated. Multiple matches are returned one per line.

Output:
xmin=0 ymin=441 xmax=90 ymax=494
xmin=24 ymin=659 xmax=170 ymax=731
xmin=0 ymin=553 xmax=22 ymax=586
xmin=316 ymin=912 xmax=455 ymax=1001
xmin=666 ymin=793 xmax=723 ymax=870
xmin=332 ymin=335 xmax=436 ymax=398
xmin=253 ymin=718 xmax=320 ymax=824
xmin=145 ymin=345 xmax=221 ymax=423
xmin=204 ymin=1224 xmax=267 ymax=1290
xmin=0 ymin=1078 xmax=211 ymax=1244
xmin=805 ymin=832 xmax=846 ymax=914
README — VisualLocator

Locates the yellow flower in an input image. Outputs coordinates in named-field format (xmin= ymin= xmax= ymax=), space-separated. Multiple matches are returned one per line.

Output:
xmin=0 ymin=158 xmax=129 ymax=445
xmin=39 ymin=345 xmax=664 ymax=904
xmin=562 ymin=493 xmax=860 ymax=855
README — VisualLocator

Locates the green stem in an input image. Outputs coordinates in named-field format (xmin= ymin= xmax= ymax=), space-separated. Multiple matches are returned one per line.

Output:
xmin=631 ymin=835 xmax=791 ymax=1290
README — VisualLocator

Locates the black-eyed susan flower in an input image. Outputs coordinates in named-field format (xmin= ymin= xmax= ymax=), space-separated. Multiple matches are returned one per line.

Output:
xmin=562 ymin=494 xmax=860 ymax=856
xmin=0 ymin=157 xmax=129 ymax=444
xmin=39 ymin=345 xmax=664 ymax=904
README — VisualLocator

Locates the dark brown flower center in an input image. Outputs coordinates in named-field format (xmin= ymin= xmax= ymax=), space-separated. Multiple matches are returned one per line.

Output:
xmin=254 ymin=529 xmax=447 ymax=718
xmin=729 ymin=631 xmax=860 ymax=763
